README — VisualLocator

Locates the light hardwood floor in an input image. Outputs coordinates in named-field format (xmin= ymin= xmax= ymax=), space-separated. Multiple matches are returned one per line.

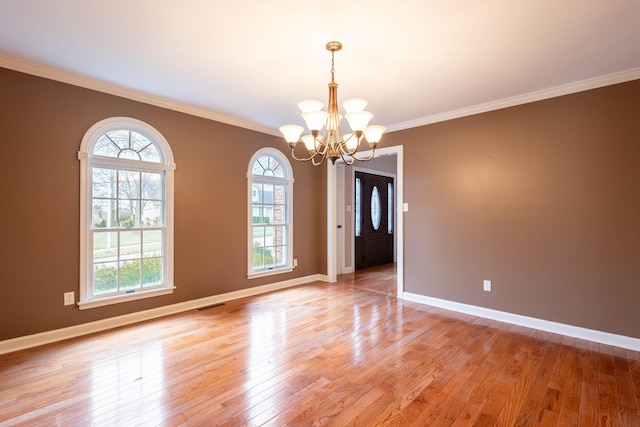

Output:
xmin=1 ymin=265 xmax=639 ymax=426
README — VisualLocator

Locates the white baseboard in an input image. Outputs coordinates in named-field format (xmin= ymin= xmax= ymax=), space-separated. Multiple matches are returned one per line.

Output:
xmin=0 ymin=274 xmax=327 ymax=355
xmin=402 ymin=292 xmax=640 ymax=352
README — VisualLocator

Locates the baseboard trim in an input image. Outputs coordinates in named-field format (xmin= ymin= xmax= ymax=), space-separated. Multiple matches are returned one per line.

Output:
xmin=0 ymin=274 xmax=327 ymax=355
xmin=402 ymin=292 xmax=640 ymax=352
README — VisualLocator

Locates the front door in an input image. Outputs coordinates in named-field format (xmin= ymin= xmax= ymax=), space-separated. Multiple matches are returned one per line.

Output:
xmin=355 ymin=171 xmax=394 ymax=270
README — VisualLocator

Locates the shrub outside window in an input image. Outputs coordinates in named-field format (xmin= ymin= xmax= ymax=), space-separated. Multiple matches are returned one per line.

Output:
xmin=247 ymin=149 xmax=294 ymax=278
xmin=78 ymin=118 xmax=175 ymax=309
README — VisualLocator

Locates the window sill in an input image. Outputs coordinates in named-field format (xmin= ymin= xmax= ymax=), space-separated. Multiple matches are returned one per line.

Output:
xmin=78 ymin=286 xmax=176 ymax=310
xmin=247 ymin=267 xmax=294 ymax=280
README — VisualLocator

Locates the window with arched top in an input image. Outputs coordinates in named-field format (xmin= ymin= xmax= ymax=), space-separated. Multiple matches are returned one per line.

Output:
xmin=78 ymin=117 xmax=175 ymax=309
xmin=247 ymin=148 xmax=294 ymax=278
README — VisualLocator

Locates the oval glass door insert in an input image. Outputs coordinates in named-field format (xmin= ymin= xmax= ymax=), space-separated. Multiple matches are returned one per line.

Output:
xmin=371 ymin=185 xmax=381 ymax=230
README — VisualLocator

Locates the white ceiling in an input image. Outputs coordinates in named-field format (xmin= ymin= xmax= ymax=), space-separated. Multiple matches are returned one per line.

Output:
xmin=2 ymin=1 xmax=640 ymax=136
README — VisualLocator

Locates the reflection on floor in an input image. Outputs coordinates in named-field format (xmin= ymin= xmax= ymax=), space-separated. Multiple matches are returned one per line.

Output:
xmin=337 ymin=262 xmax=397 ymax=297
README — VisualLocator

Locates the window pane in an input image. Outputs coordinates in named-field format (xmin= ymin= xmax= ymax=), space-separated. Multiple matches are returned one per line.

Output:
xmin=130 ymin=131 xmax=151 ymax=152
xmin=143 ymin=230 xmax=162 ymax=258
xmin=269 ymin=156 xmax=284 ymax=178
xmin=355 ymin=177 xmax=361 ymax=237
xmin=93 ymin=136 xmax=120 ymax=158
xmin=119 ymin=260 xmax=141 ymax=289
xmin=118 ymin=170 xmax=140 ymax=199
xmin=264 ymin=226 xmax=275 ymax=247
xmin=119 ymin=149 xmax=141 ymax=160
xmin=142 ymin=258 xmax=162 ymax=286
xmin=273 ymin=185 xmax=285 ymax=205
xmin=263 ymin=184 xmax=274 ymax=204
xmin=252 ymin=205 xmax=264 ymax=223
xmin=94 ymin=262 xmax=117 ymax=294
xmin=252 ymin=227 xmax=264 ymax=248
xmin=142 ymin=172 xmax=163 ymax=200
xmin=274 ymin=226 xmax=286 ymax=246
xmin=120 ymin=230 xmax=141 ymax=260
xmin=275 ymin=245 xmax=286 ymax=266
xmin=263 ymin=246 xmax=276 ymax=268
xmin=141 ymin=201 xmax=162 ymax=227
xmin=92 ymin=168 xmax=116 ymax=198
xmin=118 ymin=200 xmax=139 ymax=227
xmin=92 ymin=199 xmax=115 ymax=229
xmin=253 ymin=242 xmax=266 ymax=269
xmin=272 ymin=205 xmax=285 ymax=224
xmin=94 ymin=231 xmax=118 ymax=262
xmin=139 ymin=144 xmax=161 ymax=163
xmin=371 ymin=186 xmax=381 ymax=231
xmin=252 ymin=156 xmax=268 ymax=176
xmin=106 ymin=130 xmax=129 ymax=150
xmin=262 ymin=205 xmax=273 ymax=224
xmin=252 ymin=184 xmax=262 ymax=203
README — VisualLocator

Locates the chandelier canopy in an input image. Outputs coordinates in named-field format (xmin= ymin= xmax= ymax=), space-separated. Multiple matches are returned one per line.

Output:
xmin=279 ymin=41 xmax=385 ymax=166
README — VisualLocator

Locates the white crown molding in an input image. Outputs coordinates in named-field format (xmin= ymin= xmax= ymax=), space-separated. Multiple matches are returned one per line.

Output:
xmin=386 ymin=66 xmax=640 ymax=132
xmin=3 ymin=53 xmax=639 ymax=137
xmin=0 ymin=54 xmax=280 ymax=137
xmin=0 ymin=274 xmax=327 ymax=355
xmin=402 ymin=292 xmax=640 ymax=351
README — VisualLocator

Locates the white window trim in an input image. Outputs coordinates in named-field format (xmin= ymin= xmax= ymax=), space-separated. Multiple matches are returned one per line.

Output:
xmin=247 ymin=148 xmax=294 ymax=279
xmin=78 ymin=117 xmax=176 ymax=309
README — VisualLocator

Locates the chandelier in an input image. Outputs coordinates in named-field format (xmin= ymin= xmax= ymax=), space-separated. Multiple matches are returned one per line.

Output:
xmin=279 ymin=41 xmax=386 ymax=166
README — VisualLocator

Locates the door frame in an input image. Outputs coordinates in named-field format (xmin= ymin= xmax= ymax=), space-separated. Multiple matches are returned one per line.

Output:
xmin=327 ymin=145 xmax=404 ymax=298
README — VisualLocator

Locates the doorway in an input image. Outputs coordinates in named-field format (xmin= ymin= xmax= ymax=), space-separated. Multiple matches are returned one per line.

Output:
xmin=327 ymin=145 xmax=404 ymax=298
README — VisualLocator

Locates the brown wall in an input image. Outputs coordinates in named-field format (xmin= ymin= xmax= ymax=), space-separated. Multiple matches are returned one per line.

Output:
xmin=382 ymin=79 xmax=640 ymax=339
xmin=2 ymin=65 xmax=639 ymax=343
xmin=0 ymin=67 xmax=326 ymax=341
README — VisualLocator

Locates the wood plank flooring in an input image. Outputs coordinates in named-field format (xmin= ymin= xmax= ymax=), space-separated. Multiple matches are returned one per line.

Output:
xmin=1 ymin=265 xmax=640 ymax=426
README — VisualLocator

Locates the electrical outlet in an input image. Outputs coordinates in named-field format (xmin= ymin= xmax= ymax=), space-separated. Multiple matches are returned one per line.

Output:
xmin=483 ymin=280 xmax=492 ymax=292
xmin=293 ymin=258 xmax=298 ymax=267
xmin=64 ymin=292 xmax=75 ymax=306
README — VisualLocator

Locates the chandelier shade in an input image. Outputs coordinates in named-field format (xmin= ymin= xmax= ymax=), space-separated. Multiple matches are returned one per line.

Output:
xmin=279 ymin=41 xmax=385 ymax=165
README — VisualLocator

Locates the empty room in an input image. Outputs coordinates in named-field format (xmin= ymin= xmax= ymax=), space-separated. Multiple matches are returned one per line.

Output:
xmin=1 ymin=1 xmax=640 ymax=425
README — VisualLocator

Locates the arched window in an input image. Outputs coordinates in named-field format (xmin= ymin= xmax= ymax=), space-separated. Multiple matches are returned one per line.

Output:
xmin=247 ymin=148 xmax=294 ymax=278
xmin=78 ymin=117 xmax=175 ymax=309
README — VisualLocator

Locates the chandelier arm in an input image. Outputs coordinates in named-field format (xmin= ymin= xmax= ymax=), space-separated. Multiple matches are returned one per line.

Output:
xmin=340 ymin=152 xmax=356 ymax=165
xmin=311 ymin=150 xmax=328 ymax=166
xmin=346 ymin=148 xmax=377 ymax=162
xmin=314 ymin=131 xmax=329 ymax=156
xmin=289 ymin=147 xmax=321 ymax=163
xmin=338 ymin=132 xmax=363 ymax=157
